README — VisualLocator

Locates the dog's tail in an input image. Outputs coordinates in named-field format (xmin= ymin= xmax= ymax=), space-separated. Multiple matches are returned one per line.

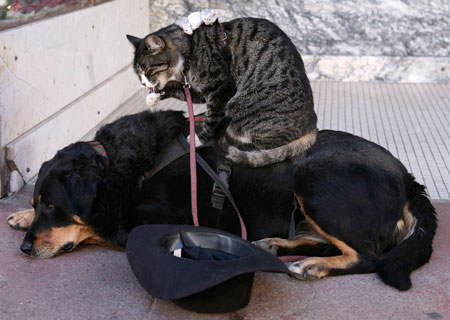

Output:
xmin=376 ymin=173 xmax=437 ymax=291
xmin=214 ymin=117 xmax=317 ymax=167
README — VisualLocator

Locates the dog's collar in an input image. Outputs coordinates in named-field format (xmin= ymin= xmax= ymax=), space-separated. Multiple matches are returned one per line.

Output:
xmin=88 ymin=141 xmax=109 ymax=168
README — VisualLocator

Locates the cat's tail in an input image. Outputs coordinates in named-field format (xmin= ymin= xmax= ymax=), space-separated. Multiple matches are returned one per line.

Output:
xmin=214 ymin=117 xmax=318 ymax=167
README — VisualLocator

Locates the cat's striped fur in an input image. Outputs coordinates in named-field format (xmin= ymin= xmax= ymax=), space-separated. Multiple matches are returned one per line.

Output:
xmin=127 ymin=18 xmax=317 ymax=167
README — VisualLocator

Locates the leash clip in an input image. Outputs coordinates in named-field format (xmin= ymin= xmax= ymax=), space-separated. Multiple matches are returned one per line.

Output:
xmin=183 ymin=74 xmax=190 ymax=89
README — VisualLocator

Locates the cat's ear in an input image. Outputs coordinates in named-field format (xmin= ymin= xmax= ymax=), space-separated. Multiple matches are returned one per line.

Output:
xmin=144 ymin=35 xmax=165 ymax=55
xmin=126 ymin=34 xmax=141 ymax=49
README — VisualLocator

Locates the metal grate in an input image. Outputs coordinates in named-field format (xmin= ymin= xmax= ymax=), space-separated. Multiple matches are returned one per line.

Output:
xmin=156 ymin=82 xmax=450 ymax=200
xmin=312 ymin=82 xmax=450 ymax=200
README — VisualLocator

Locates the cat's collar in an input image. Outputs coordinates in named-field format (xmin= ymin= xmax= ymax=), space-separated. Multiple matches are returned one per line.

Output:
xmin=219 ymin=22 xmax=227 ymax=47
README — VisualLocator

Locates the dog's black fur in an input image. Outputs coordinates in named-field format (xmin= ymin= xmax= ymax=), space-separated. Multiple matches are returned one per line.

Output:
xmin=13 ymin=110 xmax=436 ymax=291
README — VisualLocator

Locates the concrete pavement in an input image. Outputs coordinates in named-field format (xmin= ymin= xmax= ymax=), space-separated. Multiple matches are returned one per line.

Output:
xmin=0 ymin=184 xmax=449 ymax=320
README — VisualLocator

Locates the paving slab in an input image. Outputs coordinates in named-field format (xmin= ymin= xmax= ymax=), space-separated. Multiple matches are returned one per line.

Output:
xmin=0 ymin=185 xmax=449 ymax=320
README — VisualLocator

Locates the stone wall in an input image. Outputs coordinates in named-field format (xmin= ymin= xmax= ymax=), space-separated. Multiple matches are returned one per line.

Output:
xmin=0 ymin=0 xmax=150 ymax=194
xmin=149 ymin=0 xmax=449 ymax=82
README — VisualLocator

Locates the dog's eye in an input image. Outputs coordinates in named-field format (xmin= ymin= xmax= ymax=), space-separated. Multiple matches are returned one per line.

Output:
xmin=46 ymin=204 xmax=55 ymax=210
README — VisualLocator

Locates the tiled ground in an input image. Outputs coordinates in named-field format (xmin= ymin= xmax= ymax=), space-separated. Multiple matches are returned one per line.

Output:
xmin=2 ymin=81 xmax=450 ymax=319
xmin=312 ymin=82 xmax=450 ymax=200
xmin=156 ymin=81 xmax=450 ymax=199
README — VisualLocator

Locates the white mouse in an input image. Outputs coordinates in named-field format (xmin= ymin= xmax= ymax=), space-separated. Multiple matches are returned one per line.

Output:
xmin=188 ymin=11 xmax=203 ymax=30
xmin=175 ymin=17 xmax=193 ymax=35
xmin=201 ymin=8 xmax=218 ymax=25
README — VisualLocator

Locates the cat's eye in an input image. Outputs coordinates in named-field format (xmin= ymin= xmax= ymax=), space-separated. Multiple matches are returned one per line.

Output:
xmin=144 ymin=63 xmax=168 ymax=76
xmin=151 ymin=63 xmax=168 ymax=68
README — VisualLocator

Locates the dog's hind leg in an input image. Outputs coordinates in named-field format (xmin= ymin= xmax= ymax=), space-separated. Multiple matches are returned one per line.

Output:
xmin=253 ymin=237 xmax=327 ymax=256
xmin=288 ymin=203 xmax=375 ymax=281
xmin=253 ymin=217 xmax=332 ymax=256
xmin=7 ymin=209 xmax=34 ymax=231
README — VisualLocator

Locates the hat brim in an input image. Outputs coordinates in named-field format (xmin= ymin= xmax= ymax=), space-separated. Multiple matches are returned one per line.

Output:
xmin=126 ymin=224 xmax=290 ymax=301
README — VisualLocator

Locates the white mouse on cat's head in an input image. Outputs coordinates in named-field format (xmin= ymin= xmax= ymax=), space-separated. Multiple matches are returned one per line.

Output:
xmin=201 ymin=8 xmax=218 ymax=25
xmin=175 ymin=17 xmax=193 ymax=35
xmin=188 ymin=11 xmax=203 ymax=30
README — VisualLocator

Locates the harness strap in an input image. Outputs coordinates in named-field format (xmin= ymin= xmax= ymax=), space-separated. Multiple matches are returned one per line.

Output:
xmin=177 ymin=134 xmax=247 ymax=240
xmin=144 ymin=137 xmax=190 ymax=179
xmin=211 ymin=162 xmax=231 ymax=210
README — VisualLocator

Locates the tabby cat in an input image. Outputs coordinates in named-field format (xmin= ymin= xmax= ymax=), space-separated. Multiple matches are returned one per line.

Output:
xmin=127 ymin=17 xmax=317 ymax=167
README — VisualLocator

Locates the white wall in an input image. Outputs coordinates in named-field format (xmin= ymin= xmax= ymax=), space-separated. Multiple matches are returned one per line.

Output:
xmin=0 ymin=0 xmax=150 ymax=194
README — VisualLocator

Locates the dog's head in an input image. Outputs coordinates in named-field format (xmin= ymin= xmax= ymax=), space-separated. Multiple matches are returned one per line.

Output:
xmin=21 ymin=142 xmax=106 ymax=258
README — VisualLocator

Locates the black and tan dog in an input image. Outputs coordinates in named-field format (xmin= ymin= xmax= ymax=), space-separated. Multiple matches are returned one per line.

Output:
xmin=7 ymin=110 xmax=436 ymax=291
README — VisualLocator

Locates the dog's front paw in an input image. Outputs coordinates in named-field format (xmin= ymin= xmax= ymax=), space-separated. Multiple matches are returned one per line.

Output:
xmin=7 ymin=209 xmax=35 ymax=231
xmin=186 ymin=134 xmax=204 ymax=147
xmin=252 ymin=238 xmax=280 ymax=256
xmin=145 ymin=92 xmax=161 ymax=106
xmin=289 ymin=258 xmax=329 ymax=281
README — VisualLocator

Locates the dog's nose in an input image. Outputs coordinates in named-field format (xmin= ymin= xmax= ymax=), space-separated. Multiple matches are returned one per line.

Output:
xmin=20 ymin=240 xmax=33 ymax=255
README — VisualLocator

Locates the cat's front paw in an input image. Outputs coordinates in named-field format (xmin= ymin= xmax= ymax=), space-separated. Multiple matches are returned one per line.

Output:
xmin=186 ymin=134 xmax=204 ymax=147
xmin=145 ymin=92 xmax=161 ymax=107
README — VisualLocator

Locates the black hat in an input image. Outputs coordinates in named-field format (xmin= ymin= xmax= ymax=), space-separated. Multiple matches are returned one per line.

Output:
xmin=126 ymin=224 xmax=290 ymax=313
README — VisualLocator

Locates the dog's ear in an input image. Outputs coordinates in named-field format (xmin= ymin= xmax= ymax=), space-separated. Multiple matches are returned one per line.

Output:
xmin=63 ymin=155 xmax=103 ymax=219
xmin=126 ymin=34 xmax=141 ymax=49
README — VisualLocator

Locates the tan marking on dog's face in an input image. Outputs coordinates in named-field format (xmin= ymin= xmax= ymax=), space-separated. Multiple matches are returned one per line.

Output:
xmin=83 ymin=238 xmax=124 ymax=251
xmin=394 ymin=202 xmax=417 ymax=244
xmin=30 ymin=198 xmax=35 ymax=207
xmin=37 ymin=194 xmax=42 ymax=201
xmin=31 ymin=217 xmax=99 ymax=258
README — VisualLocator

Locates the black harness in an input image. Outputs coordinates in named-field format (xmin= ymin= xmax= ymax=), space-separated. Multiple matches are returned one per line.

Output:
xmin=143 ymin=134 xmax=244 ymax=224
xmin=142 ymin=133 xmax=298 ymax=241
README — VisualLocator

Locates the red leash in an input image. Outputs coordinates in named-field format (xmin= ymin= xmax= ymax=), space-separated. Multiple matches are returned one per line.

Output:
xmin=182 ymin=80 xmax=303 ymax=258
xmin=183 ymin=79 xmax=247 ymax=240
xmin=183 ymin=83 xmax=199 ymax=227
